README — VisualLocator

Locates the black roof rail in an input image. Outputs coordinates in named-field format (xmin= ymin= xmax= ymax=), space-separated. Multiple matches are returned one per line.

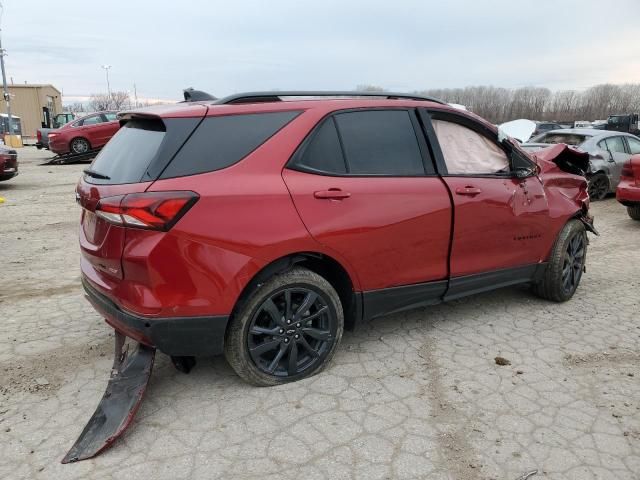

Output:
xmin=214 ymin=91 xmax=445 ymax=105
xmin=183 ymin=88 xmax=217 ymax=102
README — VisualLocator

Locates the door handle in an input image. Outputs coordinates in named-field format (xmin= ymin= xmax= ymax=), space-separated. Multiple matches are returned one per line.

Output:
xmin=455 ymin=186 xmax=482 ymax=196
xmin=313 ymin=189 xmax=351 ymax=200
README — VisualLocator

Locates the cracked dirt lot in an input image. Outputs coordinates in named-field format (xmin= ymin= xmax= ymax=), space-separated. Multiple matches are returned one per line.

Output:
xmin=1 ymin=148 xmax=639 ymax=480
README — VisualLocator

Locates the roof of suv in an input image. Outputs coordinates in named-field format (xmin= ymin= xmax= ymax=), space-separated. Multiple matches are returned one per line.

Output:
xmin=119 ymin=91 xmax=449 ymax=120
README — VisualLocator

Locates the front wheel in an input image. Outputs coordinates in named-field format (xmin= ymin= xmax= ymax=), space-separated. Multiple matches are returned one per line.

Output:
xmin=627 ymin=205 xmax=640 ymax=221
xmin=533 ymin=219 xmax=587 ymax=302
xmin=225 ymin=267 xmax=344 ymax=386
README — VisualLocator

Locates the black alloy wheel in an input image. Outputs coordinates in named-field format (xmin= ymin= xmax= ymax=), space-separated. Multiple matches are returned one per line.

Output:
xmin=247 ymin=287 xmax=336 ymax=377
xmin=561 ymin=232 xmax=586 ymax=295
xmin=588 ymin=174 xmax=608 ymax=200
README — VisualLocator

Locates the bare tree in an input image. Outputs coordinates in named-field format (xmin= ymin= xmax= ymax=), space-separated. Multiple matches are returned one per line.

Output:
xmin=89 ymin=91 xmax=131 ymax=111
xmin=63 ymin=102 xmax=86 ymax=113
xmin=355 ymin=84 xmax=385 ymax=92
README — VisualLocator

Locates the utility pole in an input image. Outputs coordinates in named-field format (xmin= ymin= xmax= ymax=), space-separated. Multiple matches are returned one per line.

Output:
xmin=133 ymin=83 xmax=138 ymax=108
xmin=0 ymin=2 xmax=12 ymax=140
xmin=101 ymin=64 xmax=112 ymax=99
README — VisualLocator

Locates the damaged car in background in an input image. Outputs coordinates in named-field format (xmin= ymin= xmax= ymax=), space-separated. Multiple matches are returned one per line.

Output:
xmin=66 ymin=90 xmax=597 ymax=463
xmin=616 ymin=154 xmax=640 ymax=220
xmin=522 ymin=128 xmax=640 ymax=200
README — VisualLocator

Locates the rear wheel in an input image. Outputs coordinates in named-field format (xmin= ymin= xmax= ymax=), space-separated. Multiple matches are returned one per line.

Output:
xmin=70 ymin=137 xmax=90 ymax=155
xmin=588 ymin=173 xmax=609 ymax=200
xmin=628 ymin=205 xmax=640 ymax=221
xmin=224 ymin=267 xmax=344 ymax=386
xmin=533 ymin=220 xmax=587 ymax=302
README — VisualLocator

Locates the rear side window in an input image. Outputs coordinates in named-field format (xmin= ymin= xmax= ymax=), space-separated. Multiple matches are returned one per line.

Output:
xmin=88 ymin=119 xmax=165 ymax=184
xmin=296 ymin=118 xmax=347 ymax=174
xmin=160 ymin=111 xmax=300 ymax=179
xmin=626 ymin=136 xmax=640 ymax=154
xmin=602 ymin=136 xmax=627 ymax=154
xmin=334 ymin=110 xmax=425 ymax=175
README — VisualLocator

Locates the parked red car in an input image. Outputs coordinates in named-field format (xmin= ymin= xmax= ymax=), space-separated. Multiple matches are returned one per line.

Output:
xmin=0 ymin=145 xmax=18 ymax=181
xmin=67 ymin=91 xmax=597 ymax=463
xmin=49 ymin=111 xmax=120 ymax=155
xmin=616 ymin=154 xmax=640 ymax=220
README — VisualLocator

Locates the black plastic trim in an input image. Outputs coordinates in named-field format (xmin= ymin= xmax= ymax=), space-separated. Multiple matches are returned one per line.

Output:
xmin=215 ymin=91 xmax=445 ymax=105
xmin=83 ymin=278 xmax=228 ymax=356
xmin=362 ymin=280 xmax=447 ymax=321
xmin=444 ymin=264 xmax=546 ymax=301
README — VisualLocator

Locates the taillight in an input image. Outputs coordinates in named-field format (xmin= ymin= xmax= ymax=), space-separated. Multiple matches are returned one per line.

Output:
xmin=95 ymin=191 xmax=199 ymax=231
xmin=620 ymin=160 xmax=633 ymax=179
xmin=37 ymin=131 xmax=42 ymax=141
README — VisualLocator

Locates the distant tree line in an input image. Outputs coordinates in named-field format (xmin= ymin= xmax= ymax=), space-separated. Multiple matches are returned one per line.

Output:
xmin=356 ymin=83 xmax=640 ymax=124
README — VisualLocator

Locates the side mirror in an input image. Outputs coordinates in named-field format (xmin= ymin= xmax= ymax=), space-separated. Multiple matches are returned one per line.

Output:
xmin=514 ymin=166 xmax=536 ymax=179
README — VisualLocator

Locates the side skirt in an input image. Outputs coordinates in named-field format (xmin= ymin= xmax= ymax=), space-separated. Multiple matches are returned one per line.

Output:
xmin=359 ymin=263 xmax=547 ymax=322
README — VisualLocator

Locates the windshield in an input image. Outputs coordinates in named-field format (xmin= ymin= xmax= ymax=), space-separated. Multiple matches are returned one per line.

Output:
xmin=529 ymin=133 xmax=591 ymax=146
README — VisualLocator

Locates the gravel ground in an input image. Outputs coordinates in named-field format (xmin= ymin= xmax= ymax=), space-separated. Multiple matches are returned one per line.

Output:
xmin=1 ymin=147 xmax=639 ymax=480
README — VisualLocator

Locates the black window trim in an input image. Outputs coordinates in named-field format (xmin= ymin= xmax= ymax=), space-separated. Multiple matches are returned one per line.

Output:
xmin=420 ymin=107 xmax=533 ymax=179
xmin=286 ymin=107 xmax=437 ymax=178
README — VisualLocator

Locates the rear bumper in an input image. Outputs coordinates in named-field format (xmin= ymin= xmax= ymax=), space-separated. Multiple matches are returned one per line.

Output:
xmin=83 ymin=278 xmax=229 ymax=356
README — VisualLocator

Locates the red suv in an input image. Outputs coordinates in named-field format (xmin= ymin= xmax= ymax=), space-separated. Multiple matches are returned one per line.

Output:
xmin=76 ymin=92 xmax=595 ymax=387
xmin=49 ymin=111 xmax=120 ymax=155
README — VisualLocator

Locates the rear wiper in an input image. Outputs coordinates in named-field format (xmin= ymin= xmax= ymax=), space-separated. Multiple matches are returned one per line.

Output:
xmin=83 ymin=168 xmax=111 ymax=180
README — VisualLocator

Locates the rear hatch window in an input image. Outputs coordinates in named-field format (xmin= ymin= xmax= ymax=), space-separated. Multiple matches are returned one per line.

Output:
xmin=88 ymin=119 xmax=166 ymax=184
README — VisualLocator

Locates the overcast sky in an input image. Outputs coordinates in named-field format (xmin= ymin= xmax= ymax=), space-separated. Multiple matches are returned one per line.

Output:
xmin=4 ymin=0 xmax=640 ymax=102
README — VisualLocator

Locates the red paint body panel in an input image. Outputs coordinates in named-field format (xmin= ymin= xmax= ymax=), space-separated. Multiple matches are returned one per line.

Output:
xmin=49 ymin=112 xmax=120 ymax=155
xmin=283 ymin=169 xmax=451 ymax=289
xmin=616 ymin=154 xmax=640 ymax=204
xmin=444 ymin=176 xmax=552 ymax=276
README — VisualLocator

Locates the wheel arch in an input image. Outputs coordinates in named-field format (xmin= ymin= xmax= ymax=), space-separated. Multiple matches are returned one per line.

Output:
xmin=70 ymin=136 xmax=91 ymax=150
xmin=231 ymin=252 xmax=361 ymax=331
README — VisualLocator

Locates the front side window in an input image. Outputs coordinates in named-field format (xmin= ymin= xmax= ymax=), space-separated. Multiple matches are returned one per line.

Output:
xmin=333 ymin=110 xmax=425 ymax=175
xmin=626 ymin=136 xmax=640 ymax=155
xmin=432 ymin=119 xmax=509 ymax=175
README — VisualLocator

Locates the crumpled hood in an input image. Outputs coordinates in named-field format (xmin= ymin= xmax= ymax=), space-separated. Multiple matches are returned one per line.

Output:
xmin=531 ymin=143 xmax=590 ymax=176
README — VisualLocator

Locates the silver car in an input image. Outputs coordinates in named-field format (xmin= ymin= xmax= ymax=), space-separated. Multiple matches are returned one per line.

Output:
xmin=522 ymin=128 xmax=640 ymax=200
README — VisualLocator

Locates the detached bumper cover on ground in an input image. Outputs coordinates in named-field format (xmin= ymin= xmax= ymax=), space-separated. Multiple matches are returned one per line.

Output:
xmin=62 ymin=332 xmax=155 ymax=463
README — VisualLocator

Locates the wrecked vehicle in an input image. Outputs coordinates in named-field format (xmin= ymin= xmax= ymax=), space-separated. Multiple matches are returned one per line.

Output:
xmin=616 ymin=154 xmax=640 ymax=220
xmin=0 ymin=145 xmax=18 ymax=181
xmin=67 ymin=91 xmax=597 ymax=462
xmin=524 ymin=128 xmax=640 ymax=200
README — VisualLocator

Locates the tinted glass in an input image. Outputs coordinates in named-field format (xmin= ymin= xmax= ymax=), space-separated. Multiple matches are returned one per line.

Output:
xmin=297 ymin=118 xmax=346 ymax=174
xmin=88 ymin=119 xmax=165 ymax=184
xmin=334 ymin=110 xmax=424 ymax=175
xmin=626 ymin=136 xmax=640 ymax=154
xmin=161 ymin=111 xmax=300 ymax=179
xmin=606 ymin=136 xmax=627 ymax=154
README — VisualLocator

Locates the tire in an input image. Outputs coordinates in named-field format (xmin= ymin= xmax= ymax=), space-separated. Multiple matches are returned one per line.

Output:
xmin=628 ymin=205 xmax=640 ymax=221
xmin=587 ymin=173 xmax=609 ymax=201
xmin=70 ymin=137 xmax=90 ymax=155
xmin=224 ymin=267 xmax=344 ymax=386
xmin=533 ymin=219 xmax=587 ymax=302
